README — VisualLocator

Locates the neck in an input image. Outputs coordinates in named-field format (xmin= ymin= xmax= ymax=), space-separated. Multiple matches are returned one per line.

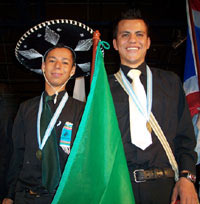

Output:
xmin=45 ymin=84 xmax=65 ymax=96
xmin=121 ymin=61 xmax=145 ymax=70
xmin=122 ymin=61 xmax=145 ymax=69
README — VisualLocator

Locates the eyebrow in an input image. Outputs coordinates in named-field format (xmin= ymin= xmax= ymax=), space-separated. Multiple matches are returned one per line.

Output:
xmin=119 ymin=31 xmax=130 ymax=34
xmin=119 ymin=30 xmax=146 ymax=35
xmin=47 ymin=56 xmax=70 ymax=61
xmin=135 ymin=31 xmax=146 ymax=34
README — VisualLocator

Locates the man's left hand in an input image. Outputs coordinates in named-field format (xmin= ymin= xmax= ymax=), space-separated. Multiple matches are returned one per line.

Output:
xmin=171 ymin=177 xmax=199 ymax=204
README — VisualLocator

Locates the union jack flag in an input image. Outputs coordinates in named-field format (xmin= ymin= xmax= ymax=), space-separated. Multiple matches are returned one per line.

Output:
xmin=184 ymin=0 xmax=200 ymax=117
xmin=184 ymin=0 xmax=200 ymax=164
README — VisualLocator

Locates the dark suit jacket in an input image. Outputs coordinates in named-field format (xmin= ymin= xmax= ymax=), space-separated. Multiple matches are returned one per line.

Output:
xmin=108 ymin=63 xmax=197 ymax=182
xmin=6 ymin=91 xmax=85 ymax=199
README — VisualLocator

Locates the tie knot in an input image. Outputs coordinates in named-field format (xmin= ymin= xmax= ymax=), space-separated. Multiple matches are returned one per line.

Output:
xmin=45 ymin=95 xmax=53 ymax=103
xmin=127 ymin=69 xmax=141 ymax=81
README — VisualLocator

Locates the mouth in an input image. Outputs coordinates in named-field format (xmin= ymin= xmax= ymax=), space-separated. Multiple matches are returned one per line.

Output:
xmin=126 ymin=47 xmax=139 ymax=51
xmin=52 ymin=73 xmax=63 ymax=78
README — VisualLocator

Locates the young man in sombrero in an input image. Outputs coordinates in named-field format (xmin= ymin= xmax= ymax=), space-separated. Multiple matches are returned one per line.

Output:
xmin=3 ymin=19 xmax=94 ymax=204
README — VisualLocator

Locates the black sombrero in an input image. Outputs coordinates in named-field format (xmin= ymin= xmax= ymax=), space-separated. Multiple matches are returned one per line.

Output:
xmin=15 ymin=19 xmax=94 ymax=78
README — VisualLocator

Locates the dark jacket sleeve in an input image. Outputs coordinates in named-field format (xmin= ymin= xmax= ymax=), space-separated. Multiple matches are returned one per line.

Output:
xmin=174 ymin=75 xmax=197 ymax=174
xmin=6 ymin=104 xmax=25 ymax=200
xmin=0 ymin=98 xmax=15 ymax=201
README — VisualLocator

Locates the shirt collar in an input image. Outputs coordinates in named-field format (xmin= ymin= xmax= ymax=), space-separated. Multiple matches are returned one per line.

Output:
xmin=120 ymin=62 xmax=147 ymax=78
xmin=43 ymin=90 xmax=67 ymax=104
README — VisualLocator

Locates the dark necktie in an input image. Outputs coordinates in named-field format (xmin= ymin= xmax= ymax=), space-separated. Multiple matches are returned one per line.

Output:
xmin=40 ymin=95 xmax=61 ymax=192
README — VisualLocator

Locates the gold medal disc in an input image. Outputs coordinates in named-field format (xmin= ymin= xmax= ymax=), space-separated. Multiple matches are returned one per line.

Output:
xmin=36 ymin=149 xmax=42 ymax=160
xmin=146 ymin=121 xmax=152 ymax=133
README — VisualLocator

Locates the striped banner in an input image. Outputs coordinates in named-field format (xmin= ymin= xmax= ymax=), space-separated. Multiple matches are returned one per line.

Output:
xmin=183 ymin=0 xmax=200 ymax=117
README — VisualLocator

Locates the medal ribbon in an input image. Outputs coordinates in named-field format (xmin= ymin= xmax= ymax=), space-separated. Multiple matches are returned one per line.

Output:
xmin=37 ymin=92 xmax=68 ymax=150
xmin=120 ymin=65 xmax=152 ymax=121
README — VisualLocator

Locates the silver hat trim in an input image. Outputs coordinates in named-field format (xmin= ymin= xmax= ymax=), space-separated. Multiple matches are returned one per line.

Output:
xmin=75 ymin=38 xmax=93 ymax=51
xmin=18 ymin=49 xmax=43 ymax=60
xmin=77 ymin=62 xmax=91 ymax=72
xmin=45 ymin=26 xmax=60 ymax=46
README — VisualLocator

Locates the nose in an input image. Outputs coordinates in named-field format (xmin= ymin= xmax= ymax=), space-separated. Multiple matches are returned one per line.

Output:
xmin=55 ymin=61 xmax=62 ymax=69
xmin=129 ymin=34 xmax=137 ymax=43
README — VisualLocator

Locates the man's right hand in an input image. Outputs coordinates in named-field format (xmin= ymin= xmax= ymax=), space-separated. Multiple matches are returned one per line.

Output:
xmin=2 ymin=198 xmax=13 ymax=204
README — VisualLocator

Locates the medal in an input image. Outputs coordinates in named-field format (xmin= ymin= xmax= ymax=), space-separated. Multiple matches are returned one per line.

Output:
xmin=36 ymin=149 xmax=42 ymax=160
xmin=146 ymin=121 xmax=152 ymax=133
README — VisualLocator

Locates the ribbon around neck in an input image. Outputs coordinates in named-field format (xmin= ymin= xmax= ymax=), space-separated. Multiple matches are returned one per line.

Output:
xmin=120 ymin=65 xmax=153 ymax=121
xmin=37 ymin=92 xmax=69 ymax=150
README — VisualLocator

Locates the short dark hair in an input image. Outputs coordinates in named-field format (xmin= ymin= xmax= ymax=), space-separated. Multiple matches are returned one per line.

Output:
xmin=113 ymin=8 xmax=150 ymax=39
xmin=43 ymin=43 xmax=76 ymax=65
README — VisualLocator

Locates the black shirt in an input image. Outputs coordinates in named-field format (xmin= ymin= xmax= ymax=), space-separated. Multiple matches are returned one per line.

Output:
xmin=108 ymin=62 xmax=197 ymax=181
xmin=6 ymin=91 xmax=85 ymax=199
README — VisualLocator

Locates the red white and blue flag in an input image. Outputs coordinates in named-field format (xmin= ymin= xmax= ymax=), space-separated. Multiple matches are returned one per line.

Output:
xmin=184 ymin=0 xmax=200 ymax=164
xmin=184 ymin=0 xmax=200 ymax=117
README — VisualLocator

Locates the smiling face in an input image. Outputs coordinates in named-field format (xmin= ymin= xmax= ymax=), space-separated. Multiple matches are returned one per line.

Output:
xmin=42 ymin=47 xmax=75 ymax=95
xmin=113 ymin=19 xmax=150 ymax=68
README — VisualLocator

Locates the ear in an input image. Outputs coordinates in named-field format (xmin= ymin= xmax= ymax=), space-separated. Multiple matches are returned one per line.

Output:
xmin=113 ymin=39 xmax=118 ymax=51
xmin=70 ymin=65 xmax=76 ymax=77
xmin=41 ymin=62 xmax=45 ymax=73
xmin=147 ymin=37 xmax=151 ymax=50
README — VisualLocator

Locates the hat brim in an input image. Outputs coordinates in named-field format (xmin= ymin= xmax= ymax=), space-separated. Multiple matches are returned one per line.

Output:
xmin=15 ymin=19 xmax=94 ymax=78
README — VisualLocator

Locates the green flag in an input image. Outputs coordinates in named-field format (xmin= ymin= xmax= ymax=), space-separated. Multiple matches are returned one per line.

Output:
xmin=52 ymin=41 xmax=135 ymax=204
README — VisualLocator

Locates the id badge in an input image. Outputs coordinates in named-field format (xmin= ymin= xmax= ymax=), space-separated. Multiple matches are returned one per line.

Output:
xmin=60 ymin=122 xmax=73 ymax=155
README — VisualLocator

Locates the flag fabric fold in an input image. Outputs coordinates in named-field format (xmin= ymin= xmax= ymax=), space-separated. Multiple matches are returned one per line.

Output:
xmin=183 ymin=0 xmax=200 ymax=118
xmin=184 ymin=0 xmax=200 ymax=164
xmin=51 ymin=41 xmax=135 ymax=204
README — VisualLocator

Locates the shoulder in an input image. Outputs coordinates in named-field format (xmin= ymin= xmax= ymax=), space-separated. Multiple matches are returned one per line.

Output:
xmin=68 ymin=96 xmax=85 ymax=106
xmin=67 ymin=96 xmax=85 ymax=111
xmin=21 ymin=95 xmax=40 ymax=106
xmin=150 ymin=66 xmax=182 ymax=86
xmin=18 ymin=95 xmax=40 ymax=113
xmin=108 ymin=73 xmax=120 ymax=88
xmin=151 ymin=66 xmax=179 ymax=78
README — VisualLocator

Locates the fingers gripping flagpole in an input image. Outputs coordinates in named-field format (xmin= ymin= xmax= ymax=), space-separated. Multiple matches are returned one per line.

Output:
xmin=90 ymin=30 xmax=101 ymax=85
